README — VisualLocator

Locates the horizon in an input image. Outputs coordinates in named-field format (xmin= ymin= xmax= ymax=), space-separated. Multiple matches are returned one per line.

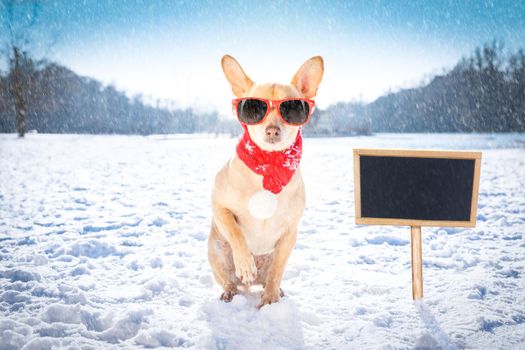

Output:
xmin=1 ymin=0 xmax=524 ymax=116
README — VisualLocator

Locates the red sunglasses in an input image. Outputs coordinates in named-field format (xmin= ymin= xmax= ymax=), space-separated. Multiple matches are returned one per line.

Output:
xmin=232 ymin=98 xmax=315 ymax=126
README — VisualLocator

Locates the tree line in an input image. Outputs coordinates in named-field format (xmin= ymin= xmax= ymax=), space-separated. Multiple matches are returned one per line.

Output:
xmin=1 ymin=41 xmax=524 ymax=136
xmin=0 ymin=52 xmax=238 ymax=135
xmin=363 ymin=41 xmax=525 ymax=132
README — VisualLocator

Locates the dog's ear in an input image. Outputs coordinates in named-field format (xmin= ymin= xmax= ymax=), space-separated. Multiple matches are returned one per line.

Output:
xmin=221 ymin=55 xmax=254 ymax=97
xmin=291 ymin=56 xmax=324 ymax=99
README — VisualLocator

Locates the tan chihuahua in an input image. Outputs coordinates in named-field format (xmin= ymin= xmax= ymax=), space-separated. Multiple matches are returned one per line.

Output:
xmin=208 ymin=55 xmax=324 ymax=309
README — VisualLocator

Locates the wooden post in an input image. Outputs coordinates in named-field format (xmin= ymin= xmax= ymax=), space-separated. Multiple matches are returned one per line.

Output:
xmin=411 ymin=226 xmax=423 ymax=300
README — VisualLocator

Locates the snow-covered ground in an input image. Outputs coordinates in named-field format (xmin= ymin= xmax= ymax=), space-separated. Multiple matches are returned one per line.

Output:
xmin=1 ymin=133 xmax=524 ymax=349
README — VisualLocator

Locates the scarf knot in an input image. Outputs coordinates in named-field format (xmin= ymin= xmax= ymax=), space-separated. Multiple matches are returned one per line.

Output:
xmin=236 ymin=127 xmax=302 ymax=194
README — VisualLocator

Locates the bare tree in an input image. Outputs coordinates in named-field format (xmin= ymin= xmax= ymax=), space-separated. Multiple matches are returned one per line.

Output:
xmin=1 ymin=0 xmax=41 ymax=137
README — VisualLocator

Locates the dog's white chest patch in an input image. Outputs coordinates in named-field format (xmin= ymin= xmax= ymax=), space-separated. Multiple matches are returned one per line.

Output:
xmin=240 ymin=220 xmax=285 ymax=256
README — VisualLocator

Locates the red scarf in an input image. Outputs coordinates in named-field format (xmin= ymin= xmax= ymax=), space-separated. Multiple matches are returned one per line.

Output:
xmin=236 ymin=126 xmax=302 ymax=194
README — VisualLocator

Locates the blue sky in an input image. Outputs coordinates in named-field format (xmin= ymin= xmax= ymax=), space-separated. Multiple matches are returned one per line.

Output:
xmin=2 ymin=0 xmax=524 ymax=115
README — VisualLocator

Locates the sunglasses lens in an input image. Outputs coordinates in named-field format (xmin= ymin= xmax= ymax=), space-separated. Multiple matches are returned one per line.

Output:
xmin=279 ymin=100 xmax=310 ymax=125
xmin=237 ymin=99 xmax=268 ymax=124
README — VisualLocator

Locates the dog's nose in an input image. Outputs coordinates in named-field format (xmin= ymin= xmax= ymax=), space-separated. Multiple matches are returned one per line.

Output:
xmin=264 ymin=125 xmax=282 ymax=144
xmin=265 ymin=125 xmax=281 ymax=138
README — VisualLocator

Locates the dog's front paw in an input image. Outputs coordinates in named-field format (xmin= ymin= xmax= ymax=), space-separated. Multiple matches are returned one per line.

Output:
xmin=232 ymin=249 xmax=256 ymax=285
xmin=257 ymin=288 xmax=282 ymax=309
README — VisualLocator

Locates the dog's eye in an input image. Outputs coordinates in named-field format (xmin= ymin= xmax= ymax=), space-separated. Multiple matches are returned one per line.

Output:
xmin=237 ymin=99 xmax=268 ymax=124
xmin=280 ymin=100 xmax=310 ymax=124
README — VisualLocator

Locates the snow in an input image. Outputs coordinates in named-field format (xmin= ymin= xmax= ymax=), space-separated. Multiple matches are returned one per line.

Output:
xmin=1 ymin=132 xmax=525 ymax=349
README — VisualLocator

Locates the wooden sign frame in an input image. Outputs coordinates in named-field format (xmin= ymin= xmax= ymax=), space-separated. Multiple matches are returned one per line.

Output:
xmin=354 ymin=148 xmax=482 ymax=228
xmin=353 ymin=148 xmax=482 ymax=300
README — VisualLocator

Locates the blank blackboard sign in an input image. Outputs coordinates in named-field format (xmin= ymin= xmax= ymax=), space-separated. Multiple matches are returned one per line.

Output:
xmin=354 ymin=149 xmax=482 ymax=228
xmin=353 ymin=148 xmax=482 ymax=300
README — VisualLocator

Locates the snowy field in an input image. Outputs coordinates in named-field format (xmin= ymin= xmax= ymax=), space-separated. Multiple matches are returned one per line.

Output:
xmin=1 ymin=132 xmax=524 ymax=350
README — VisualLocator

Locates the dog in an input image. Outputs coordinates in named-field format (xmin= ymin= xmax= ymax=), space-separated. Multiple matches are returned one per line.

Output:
xmin=208 ymin=55 xmax=324 ymax=309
